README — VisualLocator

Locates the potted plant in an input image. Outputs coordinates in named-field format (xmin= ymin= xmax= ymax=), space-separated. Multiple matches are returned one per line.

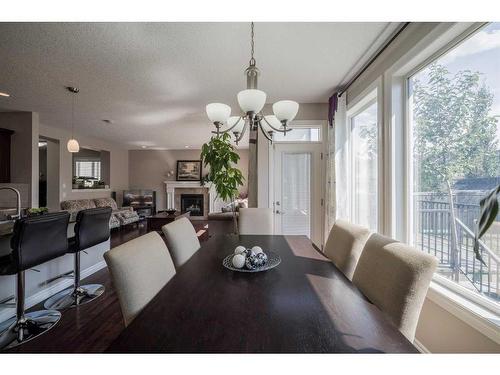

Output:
xmin=27 ymin=207 xmax=49 ymax=217
xmin=473 ymin=185 xmax=500 ymax=265
xmin=200 ymin=132 xmax=244 ymax=233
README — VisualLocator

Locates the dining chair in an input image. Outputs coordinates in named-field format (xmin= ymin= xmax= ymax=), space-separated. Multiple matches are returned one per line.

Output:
xmin=352 ymin=233 xmax=438 ymax=341
xmin=103 ymin=231 xmax=176 ymax=326
xmin=323 ymin=219 xmax=372 ymax=280
xmin=161 ymin=217 xmax=201 ymax=269
xmin=238 ymin=208 xmax=273 ymax=235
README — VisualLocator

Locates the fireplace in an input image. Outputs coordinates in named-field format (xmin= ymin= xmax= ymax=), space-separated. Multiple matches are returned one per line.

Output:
xmin=181 ymin=194 xmax=204 ymax=217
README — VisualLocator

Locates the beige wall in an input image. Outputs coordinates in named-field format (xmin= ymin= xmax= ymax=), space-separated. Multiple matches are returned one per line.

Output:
xmin=39 ymin=124 xmax=129 ymax=206
xmin=0 ymin=112 xmax=39 ymax=207
xmin=129 ymin=148 xmax=249 ymax=210
xmin=416 ymin=298 xmax=500 ymax=353
xmin=45 ymin=138 xmax=60 ymax=211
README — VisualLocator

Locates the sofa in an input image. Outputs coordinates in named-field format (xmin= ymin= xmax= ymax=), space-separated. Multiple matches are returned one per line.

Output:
xmin=207 ymin=198 xmax=247 ymax=221
xmin=60 ymin=198 xmax=140 ymax=229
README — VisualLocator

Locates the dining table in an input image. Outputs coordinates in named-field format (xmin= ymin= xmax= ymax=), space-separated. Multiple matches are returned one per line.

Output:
xmin=106 ymin=234 xmax=418 ymax=353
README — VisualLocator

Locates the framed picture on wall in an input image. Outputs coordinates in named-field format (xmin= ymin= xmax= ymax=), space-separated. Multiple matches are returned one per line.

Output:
xmin=176 ymin=160 xmax=202 ymax=181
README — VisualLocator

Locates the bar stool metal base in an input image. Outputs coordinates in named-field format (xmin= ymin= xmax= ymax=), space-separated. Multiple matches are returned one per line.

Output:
xmin=43 ymin=284 xmax=105 ymax=310
xmin=0 ymin=310 xmax=61 ymax=350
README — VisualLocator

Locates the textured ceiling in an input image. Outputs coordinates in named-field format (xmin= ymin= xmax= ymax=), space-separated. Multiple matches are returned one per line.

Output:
xmin=0 ymin=22 xmax=400 ymax=149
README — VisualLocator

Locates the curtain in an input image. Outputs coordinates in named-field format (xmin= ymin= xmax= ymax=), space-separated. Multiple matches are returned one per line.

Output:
xmin=325 ymin=93 xmax=347 ymax=238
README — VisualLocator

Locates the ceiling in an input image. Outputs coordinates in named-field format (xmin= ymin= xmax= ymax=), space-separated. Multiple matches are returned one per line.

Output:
xmin=0 ymin=22 xmax=400 ymax=149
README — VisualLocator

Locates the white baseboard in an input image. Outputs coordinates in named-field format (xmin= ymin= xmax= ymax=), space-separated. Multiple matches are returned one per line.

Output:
xmin=414 ymin=338 xmax=431 ymax=353
xmin=0 ymin=260 xmax=107 ymax=323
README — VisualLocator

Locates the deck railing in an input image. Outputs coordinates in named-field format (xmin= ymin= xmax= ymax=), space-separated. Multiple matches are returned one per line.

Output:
xmin=415 ymin=192 xmax=500 ymax=301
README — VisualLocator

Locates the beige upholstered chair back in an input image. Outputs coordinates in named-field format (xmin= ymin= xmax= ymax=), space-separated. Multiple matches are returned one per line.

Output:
xmin=324 ymin=220 xmax=372 ymax=280
xmin=161 ymin=217 xmax=201 ymax=269
xmin=238 ymin=208 xmax=274 ymax=235
xmin=103 ymin=231 xmax=176 ymax=326
xmin=352 ymin=233 xmax=437 ymax=341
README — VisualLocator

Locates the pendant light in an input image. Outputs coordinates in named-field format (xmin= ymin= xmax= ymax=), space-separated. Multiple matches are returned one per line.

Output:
xmin=66 ymin=86 xmax=80 ymax=153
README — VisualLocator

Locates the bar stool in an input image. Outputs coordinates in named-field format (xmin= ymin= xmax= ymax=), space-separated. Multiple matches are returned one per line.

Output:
xmin=0 ymin=212 xmax=70 ymax=350
xmin=44 ymin=207 xmax=112 ymax=310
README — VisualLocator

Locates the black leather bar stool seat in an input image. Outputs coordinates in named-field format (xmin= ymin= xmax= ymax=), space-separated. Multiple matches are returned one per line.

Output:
xmin=44 ymin=207 xmax=112 ymax=310
xmin=0 ymin=212 xmax=70 ymax=350
xmin=0 ymin=254 xmax=17 ymax=275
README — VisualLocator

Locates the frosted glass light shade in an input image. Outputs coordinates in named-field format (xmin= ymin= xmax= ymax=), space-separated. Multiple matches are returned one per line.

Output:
xmin=263 ymin=115 xmax=282 ymax=132
xmin=237 ymin=89 xmax=267 ymax=113
xmin=206 ymin=103 xmax=231 ymax=123
xmin=67 ymin=138 xmax=80 ymax=153
xmin=228 ymin=116 xmax=245 ymax=133
xmin=273 ymin=100 xmax=299 ymax=122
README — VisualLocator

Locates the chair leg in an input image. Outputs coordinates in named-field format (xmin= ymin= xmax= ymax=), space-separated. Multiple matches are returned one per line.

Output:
xmin=0 ymin=271 xmax=61 ymax=350
xmin=44 ymin=252 xmax=105 ymax=310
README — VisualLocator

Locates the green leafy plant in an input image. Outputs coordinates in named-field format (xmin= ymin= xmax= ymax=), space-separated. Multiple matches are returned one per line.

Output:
xmin=474 ymin=185 xmax=500 ymax=265
xmin=27 ymin=207 xmax=49 ymax=216
xmin=200 ymin=132 xmax=244 ymax=233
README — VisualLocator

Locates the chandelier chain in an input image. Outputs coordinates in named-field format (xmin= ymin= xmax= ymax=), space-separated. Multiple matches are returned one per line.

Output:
xmin=250 ymin=22 xmax=255 ymax=66
xmin=71 ymin=92 xmax=75 ymax=138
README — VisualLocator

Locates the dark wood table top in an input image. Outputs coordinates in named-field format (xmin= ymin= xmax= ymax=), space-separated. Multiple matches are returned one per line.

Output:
xmin=107 ymin=235 xmax=418 ymax=353
xmin=148 ymin=211 xmax=190 ymax=219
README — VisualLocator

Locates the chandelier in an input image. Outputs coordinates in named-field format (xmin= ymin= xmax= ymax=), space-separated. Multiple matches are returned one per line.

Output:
xmin=205 ymin=22 xmax=299 ymax=143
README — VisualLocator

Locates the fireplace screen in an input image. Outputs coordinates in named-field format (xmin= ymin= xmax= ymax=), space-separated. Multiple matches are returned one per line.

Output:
xmin=180 ymin=194 xmax=204 ymax=216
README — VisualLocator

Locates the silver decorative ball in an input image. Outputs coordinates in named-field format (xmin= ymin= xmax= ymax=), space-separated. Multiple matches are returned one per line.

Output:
xmin=251 ymin=246 xmax=263 ymax=254
xmin=232 ymin=254 xmax=246 ymax=269
xmin=257 ymin=252 xmax=268 ymax=265
xmin=245 ymin=254 xmax=258 ymax=270
xmin=234 ymin=245 xmax=246 ymax=255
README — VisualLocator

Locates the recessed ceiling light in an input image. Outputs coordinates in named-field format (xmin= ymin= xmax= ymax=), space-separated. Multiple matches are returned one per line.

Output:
xmin=0 ymin=92 xmax=10 ymax=97
xmin=184 ymin=145 xmax=190 ymax=148
xmin=141 ymin=145 xmax=147 ymax=149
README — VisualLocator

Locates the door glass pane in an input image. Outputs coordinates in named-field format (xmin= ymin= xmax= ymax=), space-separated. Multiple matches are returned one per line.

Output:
xmin=281 ymin=152 xmax=311 ymax=237
xmin=351 ymin=101 xmax=378 ymax=230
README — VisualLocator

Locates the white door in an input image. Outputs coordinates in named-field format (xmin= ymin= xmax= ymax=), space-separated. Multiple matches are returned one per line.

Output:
xmin=273 ymin=143 xmax=324 ymax=247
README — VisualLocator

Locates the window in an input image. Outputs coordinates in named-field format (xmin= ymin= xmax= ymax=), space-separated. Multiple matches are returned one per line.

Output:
xmin=72 ymin=147 xmax=110 ymax=189
xmin=408 ymin=23 xmax=500 ymax=305
xmin=349 ymin=97 xmax=378 ymax=231
xmin=75 ymin=161 xmax=101 ymax=180
xmin=273 ymin=125 xmax=321 ymax=142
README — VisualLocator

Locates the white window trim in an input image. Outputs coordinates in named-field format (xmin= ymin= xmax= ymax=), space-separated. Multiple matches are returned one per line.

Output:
xmin=346 ymin=79 xmax=384 ymax=233
xmin=383 ymin=21 xmax=500 ymax=337
xmin=273 ymin=120 xmax=324 ymax=144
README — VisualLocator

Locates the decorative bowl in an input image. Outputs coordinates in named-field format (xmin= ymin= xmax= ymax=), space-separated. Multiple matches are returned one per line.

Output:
xmin=166 ymin=209 xmax=176 ymax=215
xmin=223 ymin=251 xmax=281 ymax=273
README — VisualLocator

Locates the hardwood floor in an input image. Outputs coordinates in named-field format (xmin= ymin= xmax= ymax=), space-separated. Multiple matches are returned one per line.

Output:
xmin=4 ymin=218 xmax=233 ymax=353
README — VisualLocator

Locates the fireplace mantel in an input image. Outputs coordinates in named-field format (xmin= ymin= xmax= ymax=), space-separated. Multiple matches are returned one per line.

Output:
xmin=164 ymin=181 xmax=215 ymax=215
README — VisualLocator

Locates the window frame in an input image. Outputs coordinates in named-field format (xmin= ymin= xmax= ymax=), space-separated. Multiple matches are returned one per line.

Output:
xmin=398 ymin=22 xmax=500 ymax=317
xmin=346 ymin=81 xmax=383 ymax=233
xmin=273 ymin=120 xmax=323 ymax=144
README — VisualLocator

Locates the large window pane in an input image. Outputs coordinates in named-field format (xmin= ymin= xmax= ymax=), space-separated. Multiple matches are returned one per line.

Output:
xmin=350 ymin=100 xmax=378 ymax=230
xmin=409 ymin=23 xmax=500 ymax=304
